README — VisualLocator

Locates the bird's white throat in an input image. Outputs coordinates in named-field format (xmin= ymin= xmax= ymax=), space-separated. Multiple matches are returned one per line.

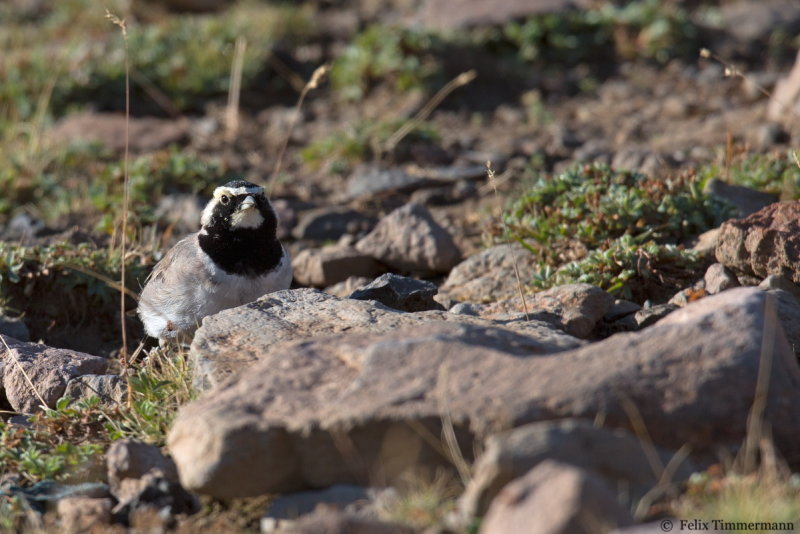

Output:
xmin=231 ymin=203 xmax=264 ymax=229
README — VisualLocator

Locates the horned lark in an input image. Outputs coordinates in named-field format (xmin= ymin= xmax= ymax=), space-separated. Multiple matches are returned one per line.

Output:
xmin=138 ymin=180 xmax=291 ymax=344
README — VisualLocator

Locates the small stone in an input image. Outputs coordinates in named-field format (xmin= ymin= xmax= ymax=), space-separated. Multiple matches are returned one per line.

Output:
xmin=705 ymin=179 xmax=778 ymax=218
xmin=291 ymin=207 xmax=376 ymax=241
xmin=603 ymin=299 xmax=641 ymax=322
xmin=325 ymin=276 xmax=372 ymax=298
xmin=529 ymin=284 xmax=614 ymax=339
xmin=355 ymin=203 xmax=461 ymax=276
xmin=64 ymin=374 xmax=126 ymax=406
xmin=449 ymin=302 xmax=485 ymax=316
xmin=349 ymin=273 xmax=443 ymax=312
xmin=759 ymin=275 xmax=800 ymax=300
xmin=479 ymin=460 xmax=634 ymax=534
xmin=270 ymin=508 xmax=414 ymax=534
xmin=704 ymin=263 xmax=740 ymax=294
xmin=0 ymin=315 xmax=29 ymax=342
xmin=346 ymin=167 xmax=434 ymax=200
xmin=107 ymin=439 xmax=179 ymax=501
xmin=57 ymin=497 xmax=113 ymax=533
xmin=292 ymin=246 xmax=384 ymax=288
xmin=264 ymin=485 xmax=370 ymax=520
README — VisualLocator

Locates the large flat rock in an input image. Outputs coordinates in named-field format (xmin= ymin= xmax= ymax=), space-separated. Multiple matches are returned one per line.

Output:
xmin=169 ymin=288 xmax=800 ymax=498
xmin=190 ymin=288 xmax=583 ymax=389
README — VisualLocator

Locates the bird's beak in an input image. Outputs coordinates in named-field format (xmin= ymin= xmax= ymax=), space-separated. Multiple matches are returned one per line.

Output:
xmin=239 ymin=195 xmax=256 ymax=211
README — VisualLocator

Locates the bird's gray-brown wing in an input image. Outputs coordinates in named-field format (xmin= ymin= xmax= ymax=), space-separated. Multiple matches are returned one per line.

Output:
xmin=144 ymin=234 xmax=201 ymax=286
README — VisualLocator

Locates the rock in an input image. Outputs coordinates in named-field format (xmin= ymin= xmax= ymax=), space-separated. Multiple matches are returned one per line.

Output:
xmin=769 ymin=49 xmax=800 ymax=121
xmin=704 ymin=263 xmax=739 ymax=294
xmin=355 ymin=203 xmax=461 ymax=275
xmin=759 ymin=274 xmax=800 ymax=301
xmin=57 ymin=497 xmax=113 ymax=533
xmin=528 ymin=284 xmax=614 ymax=339
xmin=0 ymin=338 xmax=108 ymax=413
xmin=107 ymin=439 xmax=180 ymax=502
xmin=603 ymin=299 xmax=641 ymax=322
xmin=46 ymin=112 xmax=188 ymax=153
xmin=755 ymin=123 xmax=790 ymax=148
xmin=764 ymin=289 xmax=800 ymax=358
xmin=346 ymin=167 xmax=435 ymax=200
xmin=440 ymin=244 xmax=539 ymax=302
xmin=613 ymin=303 xmax=678 ymax=331
xmin=64 ymin=374 xmax=126 ymax=406
xmin=459 ymin=420 xmax=695 ymax=519
xmin=291 ymin=207 xmax=376 ymax=241
xmin=2 ymin=213 xmax=45 ymax=241
xmin=690 ymin=228 xmax=721 ymax=256
xmin=715 ymin=201 xmax=800 ymax=282
xmin=265 ymin=484 xmax=370 ymax=520
xmin=189 ymin=288 xmax=583 ymax=389
xmin=704 ymin=179 xmax=778 ymax=218
xmin=720 ymin=0 xmax=800 ymax=49
xmin=112 ymin=469 xmax=199 ymax=518
xmin=449 ymin=302 xmax=485 ymax=316
xmin=272 ymin=199 xmax=300 ymax=241
xmin=479 ymin=460 xmax=634 ymax=534
xmin=611 ymin=148 xmax=664 ymax=176
xmin=349 ymin=273 xmax=443 ymax=312
xmin=169 ymin=288 xmax=800 ymax=498
xmin=325 ymin=276 xmax=372 ymax=298
xmin=418 ymin=0 xmax=588 ymax=30
xmin=270 ymin=508 xmax=414 ymax=534
xmin=292 ymin=246 xmax=384 ymax=288
xmin=0 ymin=316 xmax=29 ymax=342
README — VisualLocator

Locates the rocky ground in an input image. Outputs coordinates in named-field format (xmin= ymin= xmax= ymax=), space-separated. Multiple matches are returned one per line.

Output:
xmin=2 ymin=0 xmax=800 ymax=532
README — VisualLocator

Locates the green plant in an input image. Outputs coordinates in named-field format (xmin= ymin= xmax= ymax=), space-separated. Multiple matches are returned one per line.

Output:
xmin=677 ymin=466 xmax=800 ymax=533
xmin=0 ymin=398 xmax=106 ymax=484
xmin=378 ymin=472 xmax=461 ymax=530
xmin=533 ymin=234 xmax=702 ymax=300
xmin=301 ymin=119 xmax=439 ymax=173
xmin=103 ymin=347 xmax=197 ymax=445
xmin=696 ymin=151 xmax=800 ymax=199
xmin=505 ymin=164 xmax=734 ymax=263
xmin=0 ymin=2 xmax=314 ymax=128
xmin=331 ymin=25 xmax=443 ymax=101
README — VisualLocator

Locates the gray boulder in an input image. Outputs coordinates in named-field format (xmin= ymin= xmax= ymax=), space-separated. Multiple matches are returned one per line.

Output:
xmin=169 ymin=289 xmax=800 ymax=498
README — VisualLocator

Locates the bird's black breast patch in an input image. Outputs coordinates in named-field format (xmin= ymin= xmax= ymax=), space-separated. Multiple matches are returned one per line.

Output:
xmin=199 ymin=229 xmax=284 ymax=277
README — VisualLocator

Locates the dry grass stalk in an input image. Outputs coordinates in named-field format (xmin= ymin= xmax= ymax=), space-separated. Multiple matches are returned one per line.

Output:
xmin=225 ymin=36 xmax=247 ymax=142
xmin=269 ymin=64 xmax=329 ymax=196
xmin=487 ymin=161 xmax=529 ymax=319
xmin=383 ymin=70 xmax=476 ymax=155
xmin=106 ymin=9 xmax=132 ymax=407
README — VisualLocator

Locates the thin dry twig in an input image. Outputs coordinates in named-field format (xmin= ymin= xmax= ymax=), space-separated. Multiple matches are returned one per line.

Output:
xmin=269 ymin=64 xmax=329 ymax=196
xmin=62 ymin=263 xmax=140 ymax=301
xmin=436 ymin=364 xmax=472 ymax=487
xmin=0 ymin=334 xmax=48 ymax=411
xmin=700 ymin=47 xmax=798 ymax=120
xmin=106 ymin=9 xmax=132 ymax=407
xmin=383 ymin=70 xmax=476 ymax=155
xmin=487 ymin=161 xmax=529 ymax=319
xmin=736 ymin=292 xmax=779 ymax=474
xmin=225 ymin=36 xmax=247 ymax=142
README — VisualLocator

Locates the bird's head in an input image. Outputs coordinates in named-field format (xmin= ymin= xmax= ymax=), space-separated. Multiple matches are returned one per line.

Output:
xmin=200 ymin=180 xmax=276 ymax=235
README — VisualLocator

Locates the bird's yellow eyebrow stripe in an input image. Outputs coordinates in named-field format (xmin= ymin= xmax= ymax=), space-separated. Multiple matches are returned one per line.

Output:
xmin=213 ymin=185 xmax=263 ymax=199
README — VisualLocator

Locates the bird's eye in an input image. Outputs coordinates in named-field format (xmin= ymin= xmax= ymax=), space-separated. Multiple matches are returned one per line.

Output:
xmin=220 ymin=195 xmax=230 ymax=205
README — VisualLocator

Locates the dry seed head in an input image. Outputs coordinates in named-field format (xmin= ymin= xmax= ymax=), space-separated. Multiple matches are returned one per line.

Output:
xmin=307 ymin=65 xmax=330 ymax=91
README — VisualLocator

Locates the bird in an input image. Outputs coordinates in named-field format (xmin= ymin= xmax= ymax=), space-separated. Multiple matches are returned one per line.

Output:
xmin=138 ymin=179 xmax=292 ymax=345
